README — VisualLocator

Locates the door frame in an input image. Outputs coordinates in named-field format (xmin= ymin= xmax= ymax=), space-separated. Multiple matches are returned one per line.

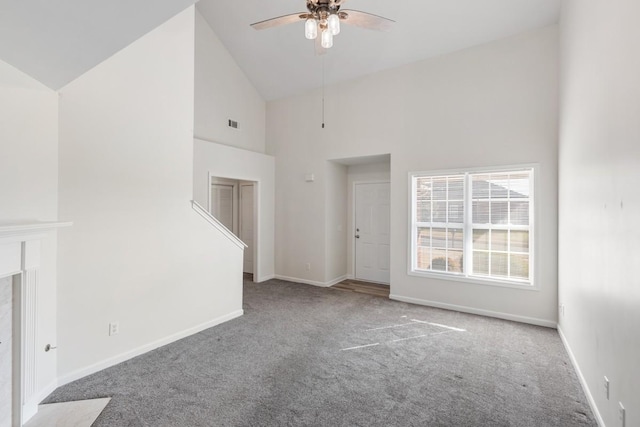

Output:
xmin=239 ymin=182 xmax=256 ymax=276
xmin=207 ymin=172 xmax=259 ymax=281
xmin=352 ymin=180 xmax=391 ymax=284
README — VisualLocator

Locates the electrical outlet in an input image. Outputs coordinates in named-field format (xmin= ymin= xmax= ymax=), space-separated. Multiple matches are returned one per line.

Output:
xmin=109 ymin=322 xmax=119 ymax=336
xmin=305 ymin=263 xmax=311 ymax=271
xmin=604 ymin=376 xmax=610 ymax=400
xmin=619 ymin=402 xmax=625 ymax=427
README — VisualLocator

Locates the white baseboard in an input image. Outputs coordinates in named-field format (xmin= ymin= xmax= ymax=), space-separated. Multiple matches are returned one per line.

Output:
xmin=274 ymin=274 xmax=346 ymax=288
xmin=389 ymin=294 xmax=557 ymax=328
xmin=326 ymin=275 xmax=347 ymax=286
xmin=34 ymin=379 xmax=59 ymax=404
xmin=57 ymin=309 xmax=244 ymax=387
xmin=558 ymin=326 xmax=605 ymax=427
xmin=256 ymin=274 xmax=275 ymax=283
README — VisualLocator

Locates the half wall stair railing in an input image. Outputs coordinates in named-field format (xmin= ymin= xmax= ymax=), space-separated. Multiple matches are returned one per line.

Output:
xmin=191 ymin=200 xmax=248 ymax=251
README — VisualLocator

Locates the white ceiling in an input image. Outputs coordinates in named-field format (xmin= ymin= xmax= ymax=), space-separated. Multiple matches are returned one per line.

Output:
xmin=0 ymin=0 xmax=196 ymax=89
xmin=197 ymin=0 xmax=560 ymax=100
xmin=0 ymin=0 xmax=560 ymax=98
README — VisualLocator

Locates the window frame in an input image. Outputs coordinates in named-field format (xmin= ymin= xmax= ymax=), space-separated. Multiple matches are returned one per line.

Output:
xmin=408 ymin=164 xmax=539 ymax=291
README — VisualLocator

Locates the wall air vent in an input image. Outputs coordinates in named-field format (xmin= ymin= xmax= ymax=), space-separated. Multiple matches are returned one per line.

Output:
xmin=228 ymin=119 xmax=239 ymax=129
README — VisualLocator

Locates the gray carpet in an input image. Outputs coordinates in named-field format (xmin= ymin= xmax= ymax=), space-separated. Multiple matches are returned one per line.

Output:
xmin=44 ymin=278 xmax=596 ymax=426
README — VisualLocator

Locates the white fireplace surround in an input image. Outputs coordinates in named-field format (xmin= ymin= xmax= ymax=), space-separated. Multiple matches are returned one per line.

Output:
xmin=0 ymin=221 xmax=71 ymax=425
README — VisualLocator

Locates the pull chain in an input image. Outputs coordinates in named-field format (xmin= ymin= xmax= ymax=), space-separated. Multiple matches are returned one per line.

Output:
xmin=322 ymin=56 xmax=325 ymax=129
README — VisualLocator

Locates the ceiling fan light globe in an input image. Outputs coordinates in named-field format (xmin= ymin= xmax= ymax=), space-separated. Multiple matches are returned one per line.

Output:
xmin=305 ymin=18 xmax=318 ymax=39
xmin=328 ymin=13 xmax=340 ymax=35
xmin=321 ymin=28 xmax=333 ymax=48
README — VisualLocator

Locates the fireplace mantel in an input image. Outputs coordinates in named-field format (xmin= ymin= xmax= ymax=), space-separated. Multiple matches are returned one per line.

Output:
xmin=0 ymin=221 xmax=72 ymax=240
xmin=0 ymin=220 xmax=71 ymax=424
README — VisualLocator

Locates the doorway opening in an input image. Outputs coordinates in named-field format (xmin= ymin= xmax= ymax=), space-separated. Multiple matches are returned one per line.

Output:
xmin=208 ymin=175 xmax=258 ymax=280
xmin=329 ymin=154 xmax=391 ymax=287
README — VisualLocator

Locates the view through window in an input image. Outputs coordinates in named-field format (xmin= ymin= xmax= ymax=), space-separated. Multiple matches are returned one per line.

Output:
xmin=411 ymin=167 xmax=534 ymax=286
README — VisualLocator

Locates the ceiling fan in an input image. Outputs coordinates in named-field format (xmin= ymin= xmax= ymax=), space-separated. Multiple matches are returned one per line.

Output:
xmin=250 ymin=0 xmax=394 ymax=51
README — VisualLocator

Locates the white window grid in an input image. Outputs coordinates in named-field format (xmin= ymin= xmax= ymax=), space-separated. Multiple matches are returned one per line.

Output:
xmin=410 ymin=167 xmax=534 ymax=287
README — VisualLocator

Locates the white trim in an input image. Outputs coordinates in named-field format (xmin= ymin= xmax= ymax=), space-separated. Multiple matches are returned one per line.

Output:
xmin=22 ymin=379 xmax=58 ymax=422
xmin=239 ymin=182 xmax=256 ymax=276
xmin=408 ymin=163 xmax=539 ymax=178
xmin=31 ymin=379 xmax=58 ymax=408
xmin=57 ymin=309 xmax=244 ymax=387
xmin=407 ymin=163 xmax=539 ymax=290
xmin=326 ymin=275 xmax=348 ymax=286
xmin=252 ymin=181 xmax=261 ymax=281
xmin=203 ymin=164 xmax=264 ymax=287
xmin=274 ymin=274 xmax=347 ymax=288
xmin=389 ymin=293 xmax=556 ymax=328
xmin=406 ymin=270 xmax=539 ymax=291
xmin=1 ymin=233 xmax=64 ymax=425
xmin=191 ymin=201 xmax=247 ymax=250
xmin=0 ymin=222 xmax=72 ymax=243
xmin=557 ymin=326 xmax=605 ymax=427
xmin=0 ymin=221 xmax=72 ymax=235
xmin=255 ymin=274 xmax=275 ymax=283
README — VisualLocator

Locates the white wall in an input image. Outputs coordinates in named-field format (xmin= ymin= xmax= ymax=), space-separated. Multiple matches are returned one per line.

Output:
xmin=193 ymin=139 xmax=275 ymax=282
xmin=267 ymin=26 xmax=559 ymax=325
xmin=269 ymin=122 xmax=328 ymax=284
xmin=346 ymin=162 xmax=391 ymax=278
xmin=0 ymin=59 xmax=58 ymax=222
xmin=559 ymin=0 xmax=640 ymax=425
xmin=194 ymin=9 xmax=266 ymax=153
xmin=0 ymin=59 xmax=60 ymax=399
xmin=56 ymin=7 xmax=243 ymax=382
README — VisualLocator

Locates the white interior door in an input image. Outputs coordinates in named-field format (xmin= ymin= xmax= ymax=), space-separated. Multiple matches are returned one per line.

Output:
xmin=355 ymin=182 xmax=390 ymax=284
xmin=240 ymin=184 xmax=254 ymax=275
xmin=210 ymin=183 xmax=235 ymax=233
xmin=0 ymin=276 xmax=12 ymax=427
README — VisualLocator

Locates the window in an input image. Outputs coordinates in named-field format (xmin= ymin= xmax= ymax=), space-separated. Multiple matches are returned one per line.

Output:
xmin=410 ymin=167 xmax=534 ymax=287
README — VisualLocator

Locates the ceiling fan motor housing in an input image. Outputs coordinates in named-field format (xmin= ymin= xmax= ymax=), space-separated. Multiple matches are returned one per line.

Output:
xmin=307 ymin=0 xmax=341 ymax=18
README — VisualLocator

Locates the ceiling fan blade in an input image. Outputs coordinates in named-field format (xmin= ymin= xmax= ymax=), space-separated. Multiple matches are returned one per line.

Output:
xmin=250 ymin=12 xmax=308 ymax=30
xmin=340 ymin=9 xmax=395 ymax=32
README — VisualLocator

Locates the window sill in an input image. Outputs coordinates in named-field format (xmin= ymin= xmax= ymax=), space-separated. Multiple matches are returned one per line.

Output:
xmin=408 ymin=269 xmax=539 ymax=291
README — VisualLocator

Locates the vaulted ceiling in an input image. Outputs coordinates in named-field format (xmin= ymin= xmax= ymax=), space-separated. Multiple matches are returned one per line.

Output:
xmin=0 ymin=0 xmax=560 ymax=99
xmin=197 ymin=0 xmax=561 ymax=100
xmin=0 ymin=0 xmax=196 ymax=89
